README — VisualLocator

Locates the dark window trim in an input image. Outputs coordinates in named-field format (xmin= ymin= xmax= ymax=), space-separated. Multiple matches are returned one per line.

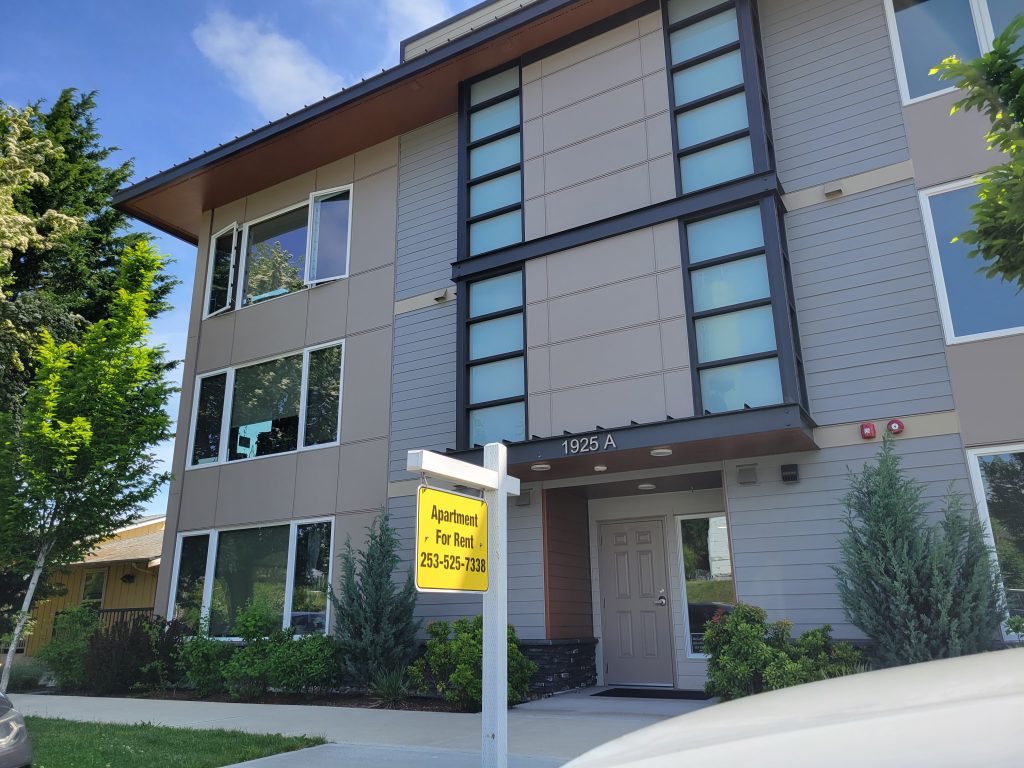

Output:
xmin=674 ymin=83 xmax=746 ymax=113
xmin=688 ymin=245 xmax=765 ymax=270
xmin=467 ymin=202 xmax=523 ymax=226
xmin=467 ymin=349 xmax=525 ymax=366
xmin=467 ymin=305 xmax=523 ymax=324
xmin=669 ymin=40 xmax=742 ymax=72
xmin=466 ymin=125 xmax=521 ymax=150
xmin=691 ymin=296 xmax=772 ymax=321
xmin=467 ymin=163 xmax=522 ymax=186
xmin=468 ymin=393 xmax=526 ymax=411
xmin=695 ymin=350 xmax=778 ymax=372
xmin=665 ymin=0 xmax=736 ymax=34
xmin=467 ymin=88 xmax=521 ymax=114
xmin=676 ymin=127 xmax=752 ymax=157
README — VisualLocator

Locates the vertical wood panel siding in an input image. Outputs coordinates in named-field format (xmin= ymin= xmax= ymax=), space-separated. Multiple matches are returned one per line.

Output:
xmin=786 ymin=181 xmax=953 ymax=424
xmin=395 ymin=116 xmax=459 ymax=301
xmin=725 ymin=434 xmax=970 ymax=637
xmin=760 ymin=0 xmax=910 ymax=191
xmin=542 ymin=489 xmax=593 ymax=639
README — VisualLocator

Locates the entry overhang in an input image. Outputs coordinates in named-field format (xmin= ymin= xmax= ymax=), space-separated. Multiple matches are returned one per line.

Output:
xmin=449 ymin=404 xmax=818 ymax=481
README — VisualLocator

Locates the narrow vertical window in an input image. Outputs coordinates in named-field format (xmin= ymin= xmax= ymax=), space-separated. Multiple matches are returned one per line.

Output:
xmin=303 ymin=344 xmax=343 ymax=447
xmin=191 ymin=373 xmax=227 ymax=466
xmin=309 ymin=189 xmax=351 ymax=283
xmin=466 ymin=271 xmax=526 ymax=446
xmin=464 ymin=67 xmax=523 ymax=257
xmin=206 ymin=226 xmax=236 ymax=316
xmin=290 ymin=521 xmax=332 ymax=634
xmin=172 ymin=534 xmax=210 ymax=630
xmin=80 ymin=570 xmax=107 ymax=611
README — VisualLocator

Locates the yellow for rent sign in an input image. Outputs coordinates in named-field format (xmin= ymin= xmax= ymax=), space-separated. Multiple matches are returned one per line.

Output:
xmin=415 ymin=485 xmax=488 ymax=593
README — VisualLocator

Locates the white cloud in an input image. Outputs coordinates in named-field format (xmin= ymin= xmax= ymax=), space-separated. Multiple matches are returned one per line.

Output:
xmin=193 ymin=10 xmax=344 ymax=119
xmin=380 ymin=0 xmax=452 ymax=63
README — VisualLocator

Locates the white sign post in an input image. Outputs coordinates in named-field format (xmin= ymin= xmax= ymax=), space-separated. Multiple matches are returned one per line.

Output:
xmin=408 ymin=443 xmax=520 ymax=768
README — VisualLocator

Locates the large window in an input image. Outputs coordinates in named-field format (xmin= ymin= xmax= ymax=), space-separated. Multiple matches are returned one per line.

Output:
xmin=885 ymin=0 xmax=1024 ymax=103
xmin=677 ymin=514 xmax=736 ymax=656
xmin=666 ymin=0 xmax=755 ymax=193
xmin=685 ymin=206 xmax=784 ymax=413
xmin=968 ymin=446 xmax=1024 ymax=626
xmin=169 ymin=519 xmax=333 ymax=637
xmin=465 ymin=271 xmax=526 ymax=446
xmin=204 ymin=186 xmax=351 ymax=315
xmin=920 ymin=180 xmax=1024 ymax=342
xmin=188 ymin=341 xmax=344 ymax=467
xmin=464 ymin=67 xmax=523 ymax=257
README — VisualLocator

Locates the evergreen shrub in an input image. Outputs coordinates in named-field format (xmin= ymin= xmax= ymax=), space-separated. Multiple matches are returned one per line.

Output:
xmin=37 ymin=606 xmax=100 ymax=690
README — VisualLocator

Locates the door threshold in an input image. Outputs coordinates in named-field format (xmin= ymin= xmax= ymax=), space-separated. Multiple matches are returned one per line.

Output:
xmin=592 ymin=687 xmax=713 ymax=700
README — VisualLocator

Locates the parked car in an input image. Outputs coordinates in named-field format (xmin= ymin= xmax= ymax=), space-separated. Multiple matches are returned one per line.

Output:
xmin=0 ymin=692 xmax=31 ymax=768
xmin=565 ymin=648 xmax=1024 ymax=768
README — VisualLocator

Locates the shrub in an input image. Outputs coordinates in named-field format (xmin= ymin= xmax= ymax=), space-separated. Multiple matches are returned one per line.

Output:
xmin=267 ymin=633 xmax=338 ymax=696
xmin=369 ymin=667 xmax=409 ymax=708
xmin=409 ymin=616 xmax=537 ymax=712
xmin=177 ymin=621 xmax=234 ymax=697
xmin=135 ymin=619 xmax=188 ymax=692
xmin=703 ymin=605 xmax=862 ymax=701
xmin=330 ymin=510 xmax=419 ymax=688
xmin=38 ymin=607 xmax=100 ymax=690
xmin=834 ymin=436 xmax=1004 ymax=667
xmin=2 ymin=656 xmax=49 ymax=692
xmin=1007 ymin=615 xmax=1024 ymax=643
xmin=84 ymin=617 xmax=152 ymax=695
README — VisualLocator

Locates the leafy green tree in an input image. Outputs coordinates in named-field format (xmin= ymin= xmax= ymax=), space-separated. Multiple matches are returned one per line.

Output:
xmin=0 ymin=243 xmax=174 ymax=692
xmin=834 ymin=437 xmax=1004 ymax=668
xmin=330 ymin=510 xmax=420 ymax=688
xmin=935 ymin=16 xmax=1024 ymax=289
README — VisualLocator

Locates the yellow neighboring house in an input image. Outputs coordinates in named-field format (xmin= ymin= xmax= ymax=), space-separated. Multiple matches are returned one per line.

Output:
xmin=24 ymin=516 xmax=164 ymax=656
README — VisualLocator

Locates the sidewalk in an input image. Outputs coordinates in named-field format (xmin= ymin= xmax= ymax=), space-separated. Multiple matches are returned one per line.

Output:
xmin=11 ymin=688 xmax=709 ymax=765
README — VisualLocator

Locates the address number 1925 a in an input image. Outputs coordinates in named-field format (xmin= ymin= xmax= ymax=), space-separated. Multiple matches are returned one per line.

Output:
xmin=561 ymin=433 xmax=618 ymax=455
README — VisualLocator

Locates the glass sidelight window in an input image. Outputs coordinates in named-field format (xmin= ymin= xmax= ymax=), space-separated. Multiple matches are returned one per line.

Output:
xmin=666 ymin=0 xmax=754 ymax=192
xmin=169 ymin=518 xmax=334 ymax=637
xmin=464 ymin=67 xmax=523 ymax=257
xmin=188 ymin=342 xmax=344 ymax=467
xmin=685 ymin=206 xmax=783 ymax=413
xmin=465 ymin=271 xmax=526 ymax=446
xmin=678 ymin=515 xmax=736 ymax=655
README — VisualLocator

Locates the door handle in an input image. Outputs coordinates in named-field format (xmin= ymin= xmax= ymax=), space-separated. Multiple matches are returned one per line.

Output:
xmin=655 ymin=595 xmax=667 ymax=606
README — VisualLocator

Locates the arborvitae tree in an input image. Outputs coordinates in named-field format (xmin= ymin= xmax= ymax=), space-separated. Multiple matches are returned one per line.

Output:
xmin=331 ymin=510 xmax=420 ymax=688
xmin=834 ymin=436 xmax=1004 ymax=667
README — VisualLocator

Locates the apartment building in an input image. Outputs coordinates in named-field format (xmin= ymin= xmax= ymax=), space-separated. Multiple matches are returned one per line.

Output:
xmin=114 ymin=0 xmax=1024 ymax=691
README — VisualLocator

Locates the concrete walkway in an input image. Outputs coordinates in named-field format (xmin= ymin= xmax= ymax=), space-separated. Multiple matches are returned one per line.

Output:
xmin=11 ymin=688 xmax=710 ymax=766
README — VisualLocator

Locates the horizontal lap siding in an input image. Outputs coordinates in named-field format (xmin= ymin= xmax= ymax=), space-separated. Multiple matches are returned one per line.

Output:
xmin=390 ymin=493 xmax=546 ymax=639
xmin=760 ymin=0 xmax=909 ymax=191
xmin=395 ymin=117 xmax=457 ymax=301
xmin=726 ymin=435 xmax=971 ymax=637
xmin=786 ymin=181 xmax=953 ymax=424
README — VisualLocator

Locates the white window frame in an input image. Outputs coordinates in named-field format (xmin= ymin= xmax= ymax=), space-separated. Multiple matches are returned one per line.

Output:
xmin=966 ymin=443 xmax=1024 ymax=641
xmin=884 ymin=0 xmax=1002 ymax=106
xmin=202 ymin=222 xmax=239 ymax=320
xmin=234 ymin=184 xmax=353 ymax=310
xmin=674 ymin=511 xmax=738 ymax=660
xmin=80 ymin=568 xmax=108 ymax=611
xmin=185 ymin=339 xmax=345 ymax=470
xmin=167 ymin=517 xmax=336 ymax=641
xmin=919 ymin=178 xmax=1024 ymax=344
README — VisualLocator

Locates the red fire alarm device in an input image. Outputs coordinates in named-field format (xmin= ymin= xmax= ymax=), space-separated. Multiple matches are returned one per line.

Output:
xmin=887 ymin=418 xmax=905 ymax=435
xmin=860 ymin=423 xmax=876 ymax=440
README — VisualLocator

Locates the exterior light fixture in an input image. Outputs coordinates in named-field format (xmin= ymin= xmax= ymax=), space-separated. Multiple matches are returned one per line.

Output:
xmin=531 ymin=463 xmax=551 ymax=472
xmin=593 ymin=465 xmax=607 ymax=472
xmin=638 ymin=482 xmax=657 ymax=491
xmin=650 ymin=447 xmax=673 ymax=457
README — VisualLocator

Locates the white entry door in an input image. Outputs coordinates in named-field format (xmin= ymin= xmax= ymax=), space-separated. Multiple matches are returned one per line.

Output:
xmin=598 ymin=519 xmax=674 ymax=686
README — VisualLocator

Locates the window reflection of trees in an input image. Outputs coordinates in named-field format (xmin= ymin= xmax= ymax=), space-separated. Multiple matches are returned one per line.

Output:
xmin=244 ymin=241 xmax=305 ymax=305
xmin=291 ymin=522 xmax=331 ymax=634
xmin=981 ymin=452 xmax=1024 ymax=616
xmin=229 ymin=355 xmax=302 ymax=460
xmin=304 ymin=346 xmax=342 ymax=446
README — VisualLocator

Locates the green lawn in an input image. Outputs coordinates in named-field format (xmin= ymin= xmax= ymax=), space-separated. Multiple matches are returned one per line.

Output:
xmin=25 ymin=717 xmax=325 ymax=768
xmin=685 ymin=578 xmax=736 ymax=605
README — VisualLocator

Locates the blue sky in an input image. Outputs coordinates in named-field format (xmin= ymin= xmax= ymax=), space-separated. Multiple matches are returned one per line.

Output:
xmin=1 ymin=0 xmax=476 ymax=517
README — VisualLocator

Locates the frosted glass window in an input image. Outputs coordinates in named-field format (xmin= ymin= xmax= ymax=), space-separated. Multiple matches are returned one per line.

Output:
xmin=470 ymin=171 xmax=521 ymax=217
xmin=243 ymin=206 xmax=308 ymax=306
xmin=892 ymin=0 xmax=980 ymax=99
xmin=172 ymin=535 xmax=209 ymax=630
xmin=210 ymin=525 xmax=290 ymax=637
xmin=290 ymin=521 xmax=331 ymax=635
xmin=469 ymin=357 xmax=525 ymax=403
xmin=469 ymin=401 xmax=526 ymax=446
xmin=469 ymin=272 xmax=522 ymax=317
xmin=469 ymin=209 xmax=522 ymax=255
xmin=988 ymin=0 xmax=1024 ymax=36
xmin=470 ymin=314 xmax=524 ymax=360
xmin=229 ymin=354 xmax=303 ymax=461
xmin=700 ymin=357 xmax=783 ymax=413
xmin=670 ymin=9 xmax=739 ymax=62
xmin=926 ymin=184 xmax=1024 ymax=337
xmin=681 ymin=136 xmax=754 ymax=192
xmin=191 ymin=373 xmax=226 ymax=466
xmin=667 ymin=0 xmax=728 ymax=24
xmin=470 ymin=68 xmax=519 ymax=105
xmin=691 ymin=255 xmax=770 ymax=312
xmin=470 ymin=134 xmax=521 ymax=179
xmin=677 ymin=92 xmax=749 ymax=149
xmin=303 ymin=345 xmax=342 ymax=447
xmin=207 ymin=230 xmax=234 ymax=315
xmin=309 ymin=190 xmax=350 ymax=282
xmin=695 ymin=305 xmax=777 ymax=363
xmin=674 ymin=51 xmax=744 ymax=105
xmin=470 ymin=97 xmax=520 ymax=142
xmin=687 ymin=207 xmax=764 ymax=263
